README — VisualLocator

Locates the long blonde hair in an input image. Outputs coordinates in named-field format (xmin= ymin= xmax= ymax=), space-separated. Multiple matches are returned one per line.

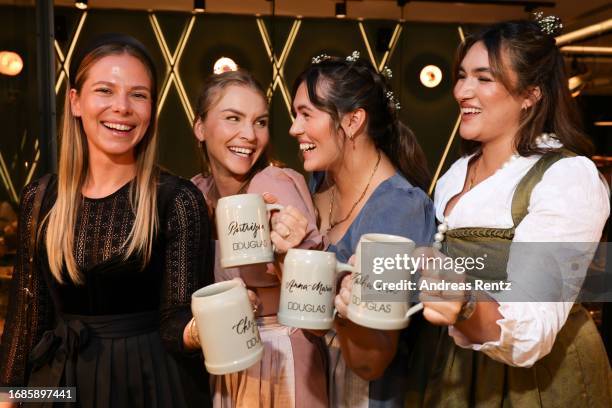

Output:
xmin=45 ymin=42 xmax=159 ymax=284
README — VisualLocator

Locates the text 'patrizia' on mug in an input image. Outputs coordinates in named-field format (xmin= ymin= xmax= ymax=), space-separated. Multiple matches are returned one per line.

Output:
xmin=215 ymin=193 xmax=284 ymax=268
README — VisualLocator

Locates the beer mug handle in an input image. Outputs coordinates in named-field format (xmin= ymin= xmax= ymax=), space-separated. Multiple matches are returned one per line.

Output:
xmin=266 ymin=203 xmax=284 ymax=212
xmin=404 ymin=302 xmax=423 ymax=319
xmin=266 ymin=204 xmax=285 ymax=253
xmin=331 ymin=262 xmax=356 ymax=319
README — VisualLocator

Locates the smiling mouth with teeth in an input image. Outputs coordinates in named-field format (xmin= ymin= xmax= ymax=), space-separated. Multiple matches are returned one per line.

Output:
xmin=461 ymin=108 xmax=482 ymax=115
xmin=299 ymin=143 xmax=316 ymax=152
xmin=228 ymin=146 xmax=254 ymax=157
xmin=103 ymin=122 xmax=135 ymax=132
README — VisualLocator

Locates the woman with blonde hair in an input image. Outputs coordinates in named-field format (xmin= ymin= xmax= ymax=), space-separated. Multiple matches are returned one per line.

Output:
xmin=0 ymin=34 xmax=212 ymax=407
xmin=190 ymin=69 xmax=328 ymax=407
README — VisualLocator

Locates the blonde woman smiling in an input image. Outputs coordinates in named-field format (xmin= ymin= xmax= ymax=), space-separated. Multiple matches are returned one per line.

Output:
xmin=0 ymin=34 xmax=212 ymax=408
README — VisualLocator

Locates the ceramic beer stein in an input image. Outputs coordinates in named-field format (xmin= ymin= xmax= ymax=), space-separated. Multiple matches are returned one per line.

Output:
xmin=216 ymin=193 xmax=283 ymax=268
xmin=191 ymin=280 xmax=264 ymax=374
xmin=278 ymin=249 xmax=355 ymax=329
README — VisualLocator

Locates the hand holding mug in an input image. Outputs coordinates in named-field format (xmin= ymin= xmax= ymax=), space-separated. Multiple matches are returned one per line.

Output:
xmin=416 ymin=246 xmax=468 ymax=326
xmin=264 ymin=192 xmax=309 ymax=254
xmin=231 ymin=277 xmax=262 ymax=315
xmin=334 ymin=273 xmax=353 ymax=318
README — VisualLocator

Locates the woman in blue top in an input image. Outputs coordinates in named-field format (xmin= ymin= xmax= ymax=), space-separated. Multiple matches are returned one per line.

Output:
xmin=287 ymin=54 xmax=436 ymax=407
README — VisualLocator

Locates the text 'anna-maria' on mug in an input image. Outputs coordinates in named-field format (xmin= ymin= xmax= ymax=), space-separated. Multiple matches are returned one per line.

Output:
xmin=191 ymin=280 xmax=263 ymax=375
xmin=278 ymin=249 xmax=355 ymax=330
xmin=216 ymin=193 xmax=283 ymax=268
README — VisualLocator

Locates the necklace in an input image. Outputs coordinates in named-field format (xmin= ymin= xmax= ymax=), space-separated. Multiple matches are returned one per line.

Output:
xmin=328 ymin=151 xmax=381 ymax=230
xmin=466 ymin=155 xmax=481 ymax=191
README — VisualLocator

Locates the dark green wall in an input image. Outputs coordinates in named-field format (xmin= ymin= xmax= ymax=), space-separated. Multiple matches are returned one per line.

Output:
xmin=53 ymin=8 xmax=465 ymax=181
xmin=0 ymin=6 xmax=40 ymax=204
xmin=1 ymin=6 xmax=470 ymax=205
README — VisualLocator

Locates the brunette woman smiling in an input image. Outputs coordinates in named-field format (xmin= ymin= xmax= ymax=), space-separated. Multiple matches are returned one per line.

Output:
xmin=419 ymin=19 xmax=611 ymax=407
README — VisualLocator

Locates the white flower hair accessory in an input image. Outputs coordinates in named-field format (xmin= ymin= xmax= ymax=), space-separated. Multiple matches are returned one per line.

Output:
xmin=346 ymin=51 xmax=360 ymax=62
xmin=381 ymin=66 xmax=393 ymax=79
xmin=385 ymin=91 xmax=401 ymax=111
xmin=311 ymin=53 xmax=331 ymax=64
xmin=533 ymin=11 xmax=563 ymax=36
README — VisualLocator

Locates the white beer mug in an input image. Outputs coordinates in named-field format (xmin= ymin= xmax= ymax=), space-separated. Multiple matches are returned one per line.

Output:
xmin=347 ymin=233 xmax=423 ymax=330
xmin=278 ymin=249 xmax=355 ymax=330
xmin=191 ymin=280 xmax=264 ymax=375
xmin=215 ymin=193 xmax=283 ymax=268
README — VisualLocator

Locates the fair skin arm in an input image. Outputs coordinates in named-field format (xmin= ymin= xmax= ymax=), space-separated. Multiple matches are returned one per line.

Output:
xmin=334 ymin=272 xmax=400 ymax=380
xmin=421 ymin=293 xmax=503 ymax=344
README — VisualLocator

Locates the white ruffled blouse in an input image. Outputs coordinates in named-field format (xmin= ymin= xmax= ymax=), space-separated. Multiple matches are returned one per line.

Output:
xmin=434 ymin=141 xmax=610 ymax=367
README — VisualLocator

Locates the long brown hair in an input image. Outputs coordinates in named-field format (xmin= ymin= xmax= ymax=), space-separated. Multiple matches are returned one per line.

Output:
xmin=193 ymin=69 xmax=272 ymax=182
xmin=293 ymin=57 xmax=431 ymax=190
xmin=45 ymin=41 xmax=159 ymax=284
xmin=455 ymin=20 xmax=593 ymax=157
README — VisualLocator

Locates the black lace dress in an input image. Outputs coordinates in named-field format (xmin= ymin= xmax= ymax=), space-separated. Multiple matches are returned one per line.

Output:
xmin=0 ymin=172 xmax=214 ymax=407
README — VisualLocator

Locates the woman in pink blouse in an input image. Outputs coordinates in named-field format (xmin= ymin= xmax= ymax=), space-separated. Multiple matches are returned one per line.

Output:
xmin=190 ymin=70 xmax=328 ymax=408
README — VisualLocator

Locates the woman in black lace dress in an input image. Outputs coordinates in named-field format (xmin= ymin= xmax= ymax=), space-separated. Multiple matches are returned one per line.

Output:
xmin=0 ymin=34 xmax=213 ymax=407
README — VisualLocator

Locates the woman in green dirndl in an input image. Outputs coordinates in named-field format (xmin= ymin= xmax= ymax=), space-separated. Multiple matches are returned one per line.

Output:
xmin=418 ymin=17 xmax=611 ymax=407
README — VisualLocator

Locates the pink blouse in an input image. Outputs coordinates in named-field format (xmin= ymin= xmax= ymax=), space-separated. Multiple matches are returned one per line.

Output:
xmin=191 ymin=165 xmax=323 ymax=287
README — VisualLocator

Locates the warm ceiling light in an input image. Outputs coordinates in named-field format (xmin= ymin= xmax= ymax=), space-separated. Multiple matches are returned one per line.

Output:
xmin=556 ymin=18 xmax=612 ymax=46
xmin=560 ymin=46 xmax=612 ymax=56
xmin=568 ymin=74 xmax=588 ymax=97
xmin=568 ymin=75 xmax=584 ymax=91
xmin=193 ymin=0 xmax=205 ymax=13
xmin=0 ymin=51 xmax=23 ymax=76
xmin=335 ymin=1 xmax=347 ymax=19
xmin=419 ymin=65 xmax=442 ymax=88
xmin=594 ymin=121 xmax=612 ymax=126
xmin=75 ymin=0 xmax=88 ymax=10
xmin=213 ymin=57 xmax=238 ymax=75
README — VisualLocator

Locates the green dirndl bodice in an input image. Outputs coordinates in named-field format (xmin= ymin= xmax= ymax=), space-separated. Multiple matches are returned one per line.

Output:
xmin=416 ymin=151 xmax=612 ymax=407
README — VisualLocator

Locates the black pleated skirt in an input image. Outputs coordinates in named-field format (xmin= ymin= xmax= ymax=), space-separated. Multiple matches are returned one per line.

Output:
xmin=27 ymin=311 xmax=210 ymax=408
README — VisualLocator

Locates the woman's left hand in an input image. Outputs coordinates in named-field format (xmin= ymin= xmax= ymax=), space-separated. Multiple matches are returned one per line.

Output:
xmin=264 ymin=192 xmax=309 ymax=254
